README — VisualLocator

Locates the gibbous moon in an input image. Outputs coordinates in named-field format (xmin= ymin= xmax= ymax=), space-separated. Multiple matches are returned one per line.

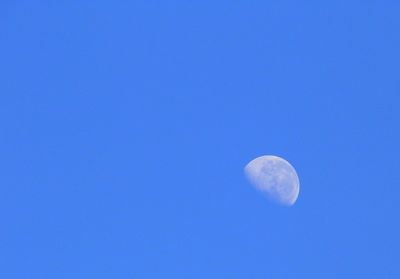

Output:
xmin=244 ymin=155 xmax=300 ymax=206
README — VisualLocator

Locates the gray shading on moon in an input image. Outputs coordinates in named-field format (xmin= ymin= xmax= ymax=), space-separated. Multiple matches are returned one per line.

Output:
xmin=244 ymin=155 xmax=300 ymax=206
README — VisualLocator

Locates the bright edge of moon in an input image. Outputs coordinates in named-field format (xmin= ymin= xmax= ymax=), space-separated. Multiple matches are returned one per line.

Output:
xmin=244 ymin=155 xmax=300 ymax=206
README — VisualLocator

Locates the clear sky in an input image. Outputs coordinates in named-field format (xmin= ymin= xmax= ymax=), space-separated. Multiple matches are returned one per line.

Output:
xmin=1 ymin=1 xmax=399 ymax=278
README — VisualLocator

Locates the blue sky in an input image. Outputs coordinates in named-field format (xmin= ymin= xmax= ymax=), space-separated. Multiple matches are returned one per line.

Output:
xmin=1 ymin=1 xmax=399 ymax=278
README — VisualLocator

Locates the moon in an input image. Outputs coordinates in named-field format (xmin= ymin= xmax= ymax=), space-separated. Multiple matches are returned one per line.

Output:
xmin=244 ymin=155 xmax=300 ymax=206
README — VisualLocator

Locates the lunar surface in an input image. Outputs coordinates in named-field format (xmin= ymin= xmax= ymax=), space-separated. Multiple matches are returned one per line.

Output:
xmin=244 ymin=155 xmax=300 ymax=206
